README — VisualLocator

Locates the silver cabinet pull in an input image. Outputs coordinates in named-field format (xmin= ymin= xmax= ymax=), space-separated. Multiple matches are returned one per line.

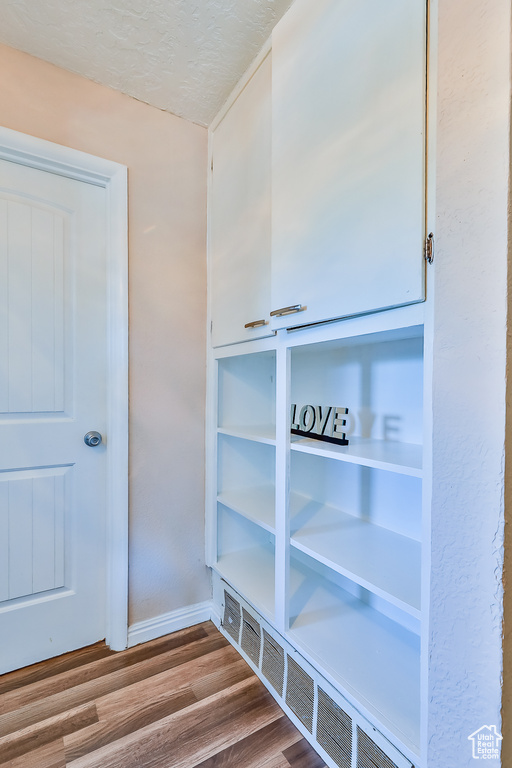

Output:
xmin=244 ymin=319 xmax=269 ymax=329
xmin=270 ymin=304 xmax=307 ymax=318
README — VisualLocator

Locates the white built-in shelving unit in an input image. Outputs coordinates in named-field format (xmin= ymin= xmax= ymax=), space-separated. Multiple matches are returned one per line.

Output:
xmin=207 ymin=308 xmax=427 ymax=763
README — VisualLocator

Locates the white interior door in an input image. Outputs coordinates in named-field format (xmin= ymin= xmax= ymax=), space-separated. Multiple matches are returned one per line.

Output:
xmin=0 ymin=157 xmax=109 ymax=674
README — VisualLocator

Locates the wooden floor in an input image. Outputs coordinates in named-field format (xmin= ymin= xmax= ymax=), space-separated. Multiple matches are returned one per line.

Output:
xmin=0 ymin=622 xmax=326 ymax=768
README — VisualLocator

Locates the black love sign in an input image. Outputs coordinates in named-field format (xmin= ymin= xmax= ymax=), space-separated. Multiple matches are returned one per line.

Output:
xmin=290 ymin=404 xmax=349 ymax=446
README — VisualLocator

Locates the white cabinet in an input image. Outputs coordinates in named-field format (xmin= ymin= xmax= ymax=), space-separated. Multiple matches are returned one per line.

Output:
xmin=270 ymin=0 xmax=427 ymax=329
xmin=209 ymin=0 xmax=427 ymax=345
xmin=207 ymin=0 xmax=430 ymax=761
xmin=210 ymin=52 xmax=273 ymax=347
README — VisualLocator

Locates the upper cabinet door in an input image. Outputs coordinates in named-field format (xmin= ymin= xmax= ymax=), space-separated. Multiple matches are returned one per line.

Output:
xmin=271 ymin=0 xmax=427 ymax=330
xmin=210 ymin=52 xmax=273 ymax=347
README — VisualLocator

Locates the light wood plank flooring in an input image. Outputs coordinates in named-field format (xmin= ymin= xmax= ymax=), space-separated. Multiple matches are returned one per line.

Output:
xmin=0 ymin=621 xmax=326 ymax=767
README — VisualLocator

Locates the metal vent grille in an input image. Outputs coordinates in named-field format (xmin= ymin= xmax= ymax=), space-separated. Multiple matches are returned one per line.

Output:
xmin=286 ymin=655 xmax=315 ymax=732
xmin=223 ymin=590 xmax=241 ymax=643
xmin=357 ymin=727 xmax=399 ymax=768
xmin=241 ymin=608 xmax=261 ymax=666
xmin=261 ymin=629 xmax=285 ymax=696
xmin=317 ymin=687 xmax=352 ymax=768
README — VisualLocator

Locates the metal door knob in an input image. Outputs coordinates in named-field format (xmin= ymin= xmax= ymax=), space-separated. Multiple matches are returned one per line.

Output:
xmin=84 ymin=431 xmax=102 ymax=447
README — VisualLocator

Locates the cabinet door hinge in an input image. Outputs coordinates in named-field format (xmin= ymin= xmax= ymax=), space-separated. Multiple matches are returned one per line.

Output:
xmin=425 ymin=232 xmax=434 ymax=264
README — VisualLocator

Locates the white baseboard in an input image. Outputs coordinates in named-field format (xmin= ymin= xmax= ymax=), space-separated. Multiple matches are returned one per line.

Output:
xmin=127 ymin=600 xmax=213 ymax=647
xmin=210 ymin=601 xmax=222 ymax=629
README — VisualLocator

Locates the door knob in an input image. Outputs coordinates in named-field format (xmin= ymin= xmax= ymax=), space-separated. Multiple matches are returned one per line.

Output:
xmin=84 ymin=431 xmax=102 ymax=447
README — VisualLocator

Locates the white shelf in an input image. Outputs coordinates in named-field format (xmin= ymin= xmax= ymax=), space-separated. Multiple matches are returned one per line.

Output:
xmin=290 ymin=435 xmax=422 ymax=477
xmin=217 ymin=425 xmax=276 ymax=445
xmin=290 ymin=492 xmax=421 ymax=617
xmin=289 ymin=563 xmax=420 ymax=752
xmin=215 ymin=546 xmax=275 ymax=619
xmin=217 ymin=486 xmax=275 ymax=533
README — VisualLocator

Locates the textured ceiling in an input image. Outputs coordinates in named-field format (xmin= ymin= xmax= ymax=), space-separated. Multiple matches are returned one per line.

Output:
xmin=0 ymin=0 xmax=294 ymax=126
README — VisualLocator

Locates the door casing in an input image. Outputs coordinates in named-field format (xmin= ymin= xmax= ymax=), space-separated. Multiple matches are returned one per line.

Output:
xmin=0 ymin=126 xmax=129 ymax=651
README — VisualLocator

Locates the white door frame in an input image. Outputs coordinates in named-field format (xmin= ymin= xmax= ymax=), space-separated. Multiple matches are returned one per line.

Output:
xmin=0 ymin=126 xmax=129 ymax=651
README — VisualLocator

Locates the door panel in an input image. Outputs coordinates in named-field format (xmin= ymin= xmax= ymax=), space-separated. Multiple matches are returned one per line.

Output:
xmin=271 ymin=0 xmax=427 ymax=329
xmin=210 ymin=53 xmax=273 ymax=347
xmin=0 ymin=158 xmax=107 ymax=673
xmin=0 ymin=198 xmax=66 ymax=413
xmin=0 ymin=466 xmax=69 ymax=601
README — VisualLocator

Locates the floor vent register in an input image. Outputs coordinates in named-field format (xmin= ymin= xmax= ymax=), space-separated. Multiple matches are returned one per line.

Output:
xmin=220 ymin=585 xmax=411 ymax=768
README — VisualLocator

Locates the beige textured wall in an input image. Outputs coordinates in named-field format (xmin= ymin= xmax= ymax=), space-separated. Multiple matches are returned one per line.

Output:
xmin=430 ymin=0 xmax=510 ymax=764
xmin=0 ymin=43 xmax=209 ymax=625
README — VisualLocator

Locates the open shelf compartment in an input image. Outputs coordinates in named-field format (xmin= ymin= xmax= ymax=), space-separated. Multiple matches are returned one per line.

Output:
xmin=217 ymin=433 xmax=275 ymax=531
xmin=216 ymin=504 xmax=275 ymax=619
xmin=218 ymin=350 xmax=276 ymax=442
xmin=290 ymin=451 xmax=421 ymax=616
xmin=290 ymin=328 xmax=423 ymax=474
xmin=288 ymin=550 xmax=420 ymax=753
